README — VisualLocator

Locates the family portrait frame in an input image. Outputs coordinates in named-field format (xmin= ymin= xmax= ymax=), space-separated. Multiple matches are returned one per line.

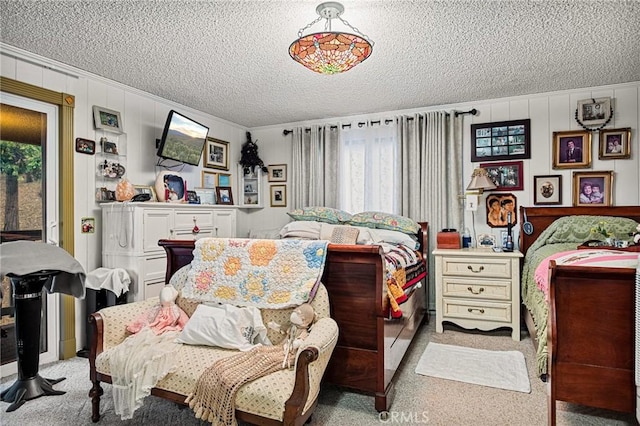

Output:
xmin=92 ymin=105 xmax=124 ymax=134
xmin=485 ymin=193 xmax=518 ymax=228
xmin=552 ymin=130 xmax=591 ymax=169
xmin=205 ymin=137 xmax=229 ymax=170
xmin=599 ymin=127 xmax=631 ymax=160
xmin=470 ymin=119 xmax=530 ymax=162
xmin=267 ymin=164 xmax=287 ymax=182
xmin=270 ymin=185 xmax=287 ymax=207
xmin=75 ymin=137 xmax=95 ymax=155
xmin=576 ymin=97 xmax=612 ymax=127
xmin=479 ymin=161 xmax=523 ymax=191
xmin=573 ymin=171 xmax=613 ymax=207
xmin=215 ymin=186 xmax=234 ymax=205
xmin=533 ymin=175 xmax=562 ymax=205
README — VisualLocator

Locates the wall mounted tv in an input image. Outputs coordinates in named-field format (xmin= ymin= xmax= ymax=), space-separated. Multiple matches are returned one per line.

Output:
xmin=156 ymin=110 xmax=209 ymax=166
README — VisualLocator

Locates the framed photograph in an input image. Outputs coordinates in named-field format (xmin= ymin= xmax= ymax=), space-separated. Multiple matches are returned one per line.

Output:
xmin=576 ymin=97 xmax=612 ymax=127
xmin=573 ymin=171 xmax=613 ymax=207
xmin=102 ymin=140 xmax=118 ymax=154
xmin=75 ymin=138 xmax=95 ymax=155
xmin=552 ymin=130 xmax=591 ymax=169
xmin=477 ymin=233 xmax=496 ymax=249
xmin=218 ymin=173 xmax=231 ymax=187
xmin=533 ymin=175 xmax=562 ymax=205
xmin=81 ymin=217 xmax=95 ymax=234
xmin=471 ymin=119 xmax=530 ymax=162
xmin=485 ymin=193 xmax=518 ymax=228
xmin=479 ymin=161 xmax=523 ymax=191
xmin=186 ymin=190 xmax=200 ymax=204
xmin=193 ymin=187 xmax=216 ymax=205
xmin=133 ymin=185 xmax=156 ymax=201
xmin=270 ymin=185 xmax=287 ymax=207
xmin=268 ymin=164 xmax=287 ymax=182
xmin=216 ymin=186 xmax=234 ymax=205
xmin=599 ymin=127 xmax=631 ymax=160
xmin=92 ymin=105 xmax=124 ymax=134
xmin=205 ymin=137 xmax=229 ymax=170
xmin=500 ymin=230 xmax=508 ymax=248
xmin=201 ymin=170 xmax=217 ymax=188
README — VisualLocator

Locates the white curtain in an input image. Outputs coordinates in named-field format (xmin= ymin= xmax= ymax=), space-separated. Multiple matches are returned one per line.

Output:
xmin=397 ymin=111 xmax=464 ymax=311
xmin=338 ymin=122 xmax=399 ymax=213
xmin=290 ymin=125 xmax=340 ymax=209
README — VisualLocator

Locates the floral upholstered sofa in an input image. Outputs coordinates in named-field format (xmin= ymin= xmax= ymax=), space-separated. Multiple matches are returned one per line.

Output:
xmin=88 ymin=238 xmax=339 ymax=425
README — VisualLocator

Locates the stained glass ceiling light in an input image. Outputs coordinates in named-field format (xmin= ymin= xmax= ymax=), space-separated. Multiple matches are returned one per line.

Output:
xmin=289 ymin=2 xmax=374 ymax=75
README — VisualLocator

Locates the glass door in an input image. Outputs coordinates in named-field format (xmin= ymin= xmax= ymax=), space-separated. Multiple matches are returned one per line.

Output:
xmin=0 ymin=93 xmax=59 ymax=377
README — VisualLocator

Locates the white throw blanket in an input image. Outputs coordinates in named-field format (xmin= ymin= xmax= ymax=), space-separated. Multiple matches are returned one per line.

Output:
xmin=108 ymin=328 xmax=182 ymax=419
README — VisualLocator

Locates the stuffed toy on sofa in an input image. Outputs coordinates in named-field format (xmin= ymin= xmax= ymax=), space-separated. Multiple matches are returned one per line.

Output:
xmin=268 ymin=303 xmax=317 ymax=368
xmin=127 ymin=285 xmax=189 ymax=335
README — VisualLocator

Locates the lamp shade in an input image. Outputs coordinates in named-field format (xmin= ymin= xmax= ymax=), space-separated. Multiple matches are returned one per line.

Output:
xmin=290 ymin=2 xmax=373 ymax=75
xmin=466 ymin=167 xmax=497 ymax=191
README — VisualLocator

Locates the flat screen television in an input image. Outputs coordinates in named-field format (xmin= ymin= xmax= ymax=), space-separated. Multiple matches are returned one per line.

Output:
xmin=156 ymin=110 xmax=209 ymax=166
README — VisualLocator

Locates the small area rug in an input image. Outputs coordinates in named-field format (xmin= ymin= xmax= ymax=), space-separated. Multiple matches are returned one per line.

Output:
xmin=415 ymin=342 xmax=531 ymax=393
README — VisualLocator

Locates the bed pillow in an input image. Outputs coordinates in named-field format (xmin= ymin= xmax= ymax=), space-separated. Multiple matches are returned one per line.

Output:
xmin=287 ymin=206 xmax=352 ymax=224
xmin=544 ymin=215 xmax=638 ymax=245
xmin=176 ymin=303 xmax=271 ymax=351
xmin=349 ymin=211 xmax=420 ymax=235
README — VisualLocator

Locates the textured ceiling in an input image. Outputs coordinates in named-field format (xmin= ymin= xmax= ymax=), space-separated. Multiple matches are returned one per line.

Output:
xmin=1 ymin=1 xmax=639 ymax=128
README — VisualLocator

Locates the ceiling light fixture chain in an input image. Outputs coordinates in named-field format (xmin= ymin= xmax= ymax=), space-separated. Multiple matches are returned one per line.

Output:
xmin=336 ymin=16 xmax=374 ymax=46
xmin=289 ymin=2 xmax=374 ymax=75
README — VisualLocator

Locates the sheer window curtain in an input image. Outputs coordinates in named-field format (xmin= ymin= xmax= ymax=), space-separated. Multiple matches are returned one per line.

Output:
xmin=290 ymin=125 xmax=340 ymax=209
xmin=397 ymin=111 xmax=464 ymax=311
xmin=339 ymin=122 xmax=400 ymax=213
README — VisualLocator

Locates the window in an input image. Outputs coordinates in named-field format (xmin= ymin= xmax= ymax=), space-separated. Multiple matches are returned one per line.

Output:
xmin=338 ymin=122 xmax=400 ymax=213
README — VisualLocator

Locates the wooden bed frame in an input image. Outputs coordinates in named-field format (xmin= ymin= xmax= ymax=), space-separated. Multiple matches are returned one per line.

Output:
xmin=159 ymin=222 xmax=429 ymax=413
xmin=518 ymin=205 xmax=640 ymax=353
xmin=517 ymin=206 xmax=640 ymax=423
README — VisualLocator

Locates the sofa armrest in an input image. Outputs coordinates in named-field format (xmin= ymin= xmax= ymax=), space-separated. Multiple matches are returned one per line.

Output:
xmin=283 ymin=317 xmax=338 ymax=421
xmin=90 ymin=298 xmax=159 ymax=353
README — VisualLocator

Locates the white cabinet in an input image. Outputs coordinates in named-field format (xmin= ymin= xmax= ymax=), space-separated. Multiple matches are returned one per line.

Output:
xmin=237 ymin=165 xmax=263 ymax=208
xmin=432 ymin=248 xmax=523 ymax=341
xmin=101 ymin=202 xmax=236 ymax=301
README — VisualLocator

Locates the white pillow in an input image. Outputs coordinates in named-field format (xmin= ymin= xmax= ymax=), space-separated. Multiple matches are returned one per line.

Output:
xmin=176 ymin=304 xmax=271 ymax=351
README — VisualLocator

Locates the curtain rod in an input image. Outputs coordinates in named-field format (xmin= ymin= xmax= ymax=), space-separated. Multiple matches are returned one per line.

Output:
xmin=282 ymin=109 xmax=476 ymax=136
xmin=283 ymin=118 xmax=397 ymax=136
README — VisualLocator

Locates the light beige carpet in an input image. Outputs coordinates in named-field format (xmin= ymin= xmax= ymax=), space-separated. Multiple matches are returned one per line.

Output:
xmin=415 ymin=342 xmax=531 ymax=393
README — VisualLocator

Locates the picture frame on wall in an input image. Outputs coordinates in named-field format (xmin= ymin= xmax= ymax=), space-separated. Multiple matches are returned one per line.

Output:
xmin=485 ymin=193 xmax=518 ymax=228
xmin=576 ymin=97 xmax=612 ymax=127
xmin=479 ymin=161 xmax=523 ymax=191
xmin=270 ymin=185 xmax=287 ymax=207
xmin=599 ymin=127 xmax=631 ymax=160
xmin=572 ymin=171 xmax=613 ymax=207
xmin=552 ymin=130 xmax=591 ymax=169
xmin=267 ymin=164 xmax=287 ymax=182
xmin=216 ymin=186 xmax=234 ymax=205
xmin=92 ymin=105 xmax=124 ymax=134
xmin=205 ymin=137 xmax=229 ymax=170
xmin=201 ymin=170 xmax=217 ymax=188
xmin=533 ymin=175 xmax=562 ymax=205
xmin=75 ymin=138 xmax=95 ymax=155
xmin=470 ymin=119 xmax=530 ymax=162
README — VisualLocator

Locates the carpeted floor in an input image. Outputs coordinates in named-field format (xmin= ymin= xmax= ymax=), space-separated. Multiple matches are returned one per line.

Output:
xmin=0 ymin=320 xmax=636 ymax=425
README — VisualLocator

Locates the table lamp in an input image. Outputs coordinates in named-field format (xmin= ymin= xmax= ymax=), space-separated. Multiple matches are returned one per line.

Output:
xmin=466 ymin=167 xmax=497 ymax=247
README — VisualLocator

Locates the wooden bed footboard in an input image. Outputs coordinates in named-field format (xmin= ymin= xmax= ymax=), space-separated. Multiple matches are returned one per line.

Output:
xmin=547 ymin=263 xmax=636 ymax=424
xmin=158 ymin=222 xmax=429 ymax=412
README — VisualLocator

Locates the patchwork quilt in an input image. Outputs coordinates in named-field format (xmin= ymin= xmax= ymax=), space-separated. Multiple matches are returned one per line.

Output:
xmin=182 ymin=238 xmax=329 ymax=309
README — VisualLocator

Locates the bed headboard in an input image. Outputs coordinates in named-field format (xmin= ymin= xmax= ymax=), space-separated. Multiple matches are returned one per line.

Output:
xmin=518 ymin=206 xmax=640 ymax=256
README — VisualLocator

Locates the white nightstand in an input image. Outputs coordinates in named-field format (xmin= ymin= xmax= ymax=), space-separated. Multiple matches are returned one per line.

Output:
xmin=432 ymin=248 xmax=523 ymax=341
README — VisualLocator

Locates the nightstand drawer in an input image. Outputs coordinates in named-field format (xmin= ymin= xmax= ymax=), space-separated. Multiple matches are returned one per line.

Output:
xmin=441 ymin=256 xmax=512 ymax=279
xmin=442 ymin=277 xmax=511 ymax=301
xmin=442 ymin=298 xmax=512 ymax=323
